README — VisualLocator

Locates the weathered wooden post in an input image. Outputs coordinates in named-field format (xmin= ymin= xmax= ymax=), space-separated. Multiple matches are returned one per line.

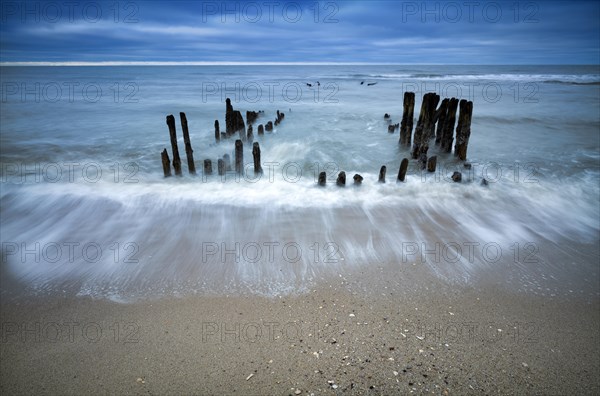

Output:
xmin=204 ymin=159 xmax=212 ymax=175
xmin=412 ymin=93 xmax=440 ymax=159
xmin=452 ymin=171 xmax=462 ymax=182
xmin=215 ymin=120 xmax=220 ymax=142
xmin=161 ymin=149 xmax=171 ymax=177
xmin=434 ymin=98 xmax=449 ymax=145
xmin=166 ymin=115 xmax=182 ymax=176
xmin=265 ymin=121 xmax=273 ymax=132
xmin=218 ymin=158 xmax=225 ymax=176
xmin=180 ymin=112 xmax=196 ymax=175
xmin=258 ymin=124 xmax=264 ymax=135
xmin=234 ymin=110 xmax=246 ymax=140
xmin=336 ymin=171 xmax=346 ymax=186
xmin=427 ymin=156 xmax=437 ymax=172
xmin=455 ymin=100 xmax=473 ymax=160
xmin=235 ymin=139 xmax=243 ymax=174
xmin=252 ymin=142 xmax=262 ymax=175
xmin=247 ymin=125 xmax=254 ymax=143
xmin=388 ymin=123 xmax=399 ymax=133
xmin=440 ymin=98 xmax=459 ymax=152
xmin=353 ymin=174 xmax=364 ymax=184
xmin=225 ymin=98 xmax=234 ymax=136
xmin=399 ymin=92 xmax=415 ymax=146
xmin=397 ymin=158 xmax=409 ymax=182
xmin=318 ymin=172 xmax=326 ymax=186
xmin=378 ymin=165 xmax=386 ymax=183
xmin=223 ymin=154 xmax=232 ymax=171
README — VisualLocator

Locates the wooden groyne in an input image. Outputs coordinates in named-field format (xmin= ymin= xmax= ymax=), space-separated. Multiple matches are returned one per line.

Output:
xmin=158 ymin=93 xmax=476 ymax=186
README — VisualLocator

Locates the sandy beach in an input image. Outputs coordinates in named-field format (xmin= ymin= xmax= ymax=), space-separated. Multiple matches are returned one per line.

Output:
xmin=2 ymin=260 xmax=598 ymax=395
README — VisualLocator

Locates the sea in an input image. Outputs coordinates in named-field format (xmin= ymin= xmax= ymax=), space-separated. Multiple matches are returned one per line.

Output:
xmin=1 ymin=64 xmax=599 ymax=301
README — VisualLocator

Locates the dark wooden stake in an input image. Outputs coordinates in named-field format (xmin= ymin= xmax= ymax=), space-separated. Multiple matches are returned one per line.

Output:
xmin=399 ymin=92 xmax=415 ymax=146
xmin=166 ymin=114 xmax=182 ymax=176
xmin=235 ymin=139 xmax=243 ymax=174
xmin=204 ymin=159 xmax=212 ymax=175
xmin=397 ymin=158 xmax=409 ymax=182
xmin=318 ymin=172 xmax=326 ymax=186
xmin=247 ymin=125 xmax=253 ymax=143
xmin=223 ymin=154 xmax=232 ymax=171
xmin=378 ymin=165 xmax=386 ymax=183
xmin=440 ymin=98 xmax=459 ymax=153
xmin=353 ymin=174 xmax=364 ymax=184
xmin=225 ymin=98 xmax=234 ymax=136
xmin=336 ymin=171 xmax=346 ymax=186
xmin=455 ymin=100 xmax=473 ymax=160
xmin=218 ymin=158 xmax=225 ymax=176
xmin=215 ymin=120 xmax=220 ymax=142
xmin=258 ymin=124 xmax=264 ymax=135
xmin=252 ymin=142 xmax=262 ymax=175
xmin=412 ymin=93 xmax=440 ymax=159
xmin=180 ymin=112 xmax=196 ymax=175
xmin=427 ymin=156 xmax=437 ymax=172
xmin=161 ymin=149 xmax=171 ymax=177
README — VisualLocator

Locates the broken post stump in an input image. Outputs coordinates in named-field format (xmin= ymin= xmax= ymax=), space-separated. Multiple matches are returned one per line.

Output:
xmin=161 ymin=149 xmax=171 ymax=177
xmin=265 ymin=121 xmax=273 ymax=132
xmin=399 ymin=92 xmax=415 ymax=146
xmin=353 ymin=174 xmax=364 ymax=184
xmin=258 ymin=124 xmax=264 ymax=135
xmin=247 ymin=110 xmax=259 ymax=125
xmin=166 ymin=114 xmax=182 ymax=176
xmin=378 ymin=165 xmax=386 ymax=183
xmin=440 ymin=98 xmax=459 ymax=153
xmin=218 ymin=158 xmax=225 ymax=176
xmin=215 ymin=120 xmax=220 ymax=142
xmin=252 ymin=142 xmax=262 ymax=175
xmin=204 ymin=159 xmax=212 ymax=175
xmin=336 ymin=171 xmax=346 ymax=186
xmin=180 ymin=112 xmax=196 ymax=175
xmin=427 ymin=156 xmax=437 ymax=172
xmin=318 ymin=172 xmax=326 ymax=186
xmin=388 ymin=123 xmax=399 ymax=133
xmin=235 ymin=139 xmax=243 ymax=174
xmin=397 ymin=158 xmax=409 ymax=182
xmin=455 ymin=100 xmax=473 ymax=160
xmin=247 ymin=125 xmax=253 ymax=143
xmin=452 ymin=171 xmax=462 ymax=182
xmin=223 ymin=154 xmax=232 ymax=171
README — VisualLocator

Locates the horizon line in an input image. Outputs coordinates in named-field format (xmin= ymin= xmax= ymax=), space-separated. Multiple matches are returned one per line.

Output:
xmin=1 ymin=61 xmax=598 ymax=67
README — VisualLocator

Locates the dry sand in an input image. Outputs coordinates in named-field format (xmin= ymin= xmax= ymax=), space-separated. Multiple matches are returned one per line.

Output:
xmin=1 ymin=261 xmax=599 ymax=395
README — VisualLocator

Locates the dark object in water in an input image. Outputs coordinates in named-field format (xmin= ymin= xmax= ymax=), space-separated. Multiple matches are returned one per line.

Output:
xmin=204 ymin=159 xmax=212 ymax=175
xmin=161 ymin=149 xmax=171 ymax=177
xmin=464 ymin=162 xmax=472 ymax=169
xmin=481 ymin=178 xmax=489 ymax=186
xmin=388 ymin=123 xmax=399 ymax=133
xmin=336 ymin=171 xmax=346 ymax=186
xmin=252 ymin=142 xmax=262 ymax=176
xmin=367 ymin=82 xmax=377 ymax=86
xmin=235 ymin=139 xmax=243 ymax=174
xmin=397 ymin=158 xmax=409 ymax=182
xmin=440 ymin=98 xmax=459 ymax=153
xmin=180 ymin=112 xmax=196 ymax=175
xmin=452 ymin=171 xmax=462 ymax=182
xmin=384 ymin=113 xmax=390 ymax=119
xmin=218 ymin=159 xmax=225 ymax=176
xmin=353 ymin=174 xmax=364 ymax=184
xmin=214 ymin=120 xmax=220 ymax=142
xmin=455 ymin=99 xmax=473 ymax=160
xmin=412 ymin=93 xmax=440 ymax=159
xmin=427 ymin=156 xmax=437 ymax=172
xmin=257 ymin=124 xmax=264 ymax=135
xmin=318 ymin=172 xmax=326 ymax=186
xmin=223 ymin=154 xmax=231 ymax=171
xmin=378 ymin=166 xmax=386 ymax=183
xmin=247 ymin=125 xmax=253 ymax=143
xmin=166 ymin=114 xmax=182 ymax=176
xmin=399 ymin=92 xmax=415 ymax=147
xmin=265 ymin=121 xmax=273 ymax=132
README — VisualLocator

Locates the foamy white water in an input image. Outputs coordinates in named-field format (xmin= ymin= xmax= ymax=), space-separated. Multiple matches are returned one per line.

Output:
xmin=1 ymin=65 xmax=599 ymax=301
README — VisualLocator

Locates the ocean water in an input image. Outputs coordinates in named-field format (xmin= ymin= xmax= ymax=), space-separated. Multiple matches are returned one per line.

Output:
xmin=1 ymin=65 xmax=599 ymax=300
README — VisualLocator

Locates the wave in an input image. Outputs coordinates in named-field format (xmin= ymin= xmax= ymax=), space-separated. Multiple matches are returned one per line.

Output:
xmin=335 ymin=73 xmax=600 ymax=84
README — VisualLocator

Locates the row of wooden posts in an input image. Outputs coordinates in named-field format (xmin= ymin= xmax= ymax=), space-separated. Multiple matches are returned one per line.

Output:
xmin=161 ymin=99 xmax=285 ymax=178
xmin=160 ymin=92 xmax=474 ymax=184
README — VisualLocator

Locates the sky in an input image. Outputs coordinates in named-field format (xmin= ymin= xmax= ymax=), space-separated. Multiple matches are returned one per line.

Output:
xmin=0 ymin=0 xmax=599 ymax=64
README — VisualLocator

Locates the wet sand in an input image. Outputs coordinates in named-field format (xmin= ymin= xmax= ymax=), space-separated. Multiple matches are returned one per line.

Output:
xmin=1 ymin=262 xmax=599 ymax=395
